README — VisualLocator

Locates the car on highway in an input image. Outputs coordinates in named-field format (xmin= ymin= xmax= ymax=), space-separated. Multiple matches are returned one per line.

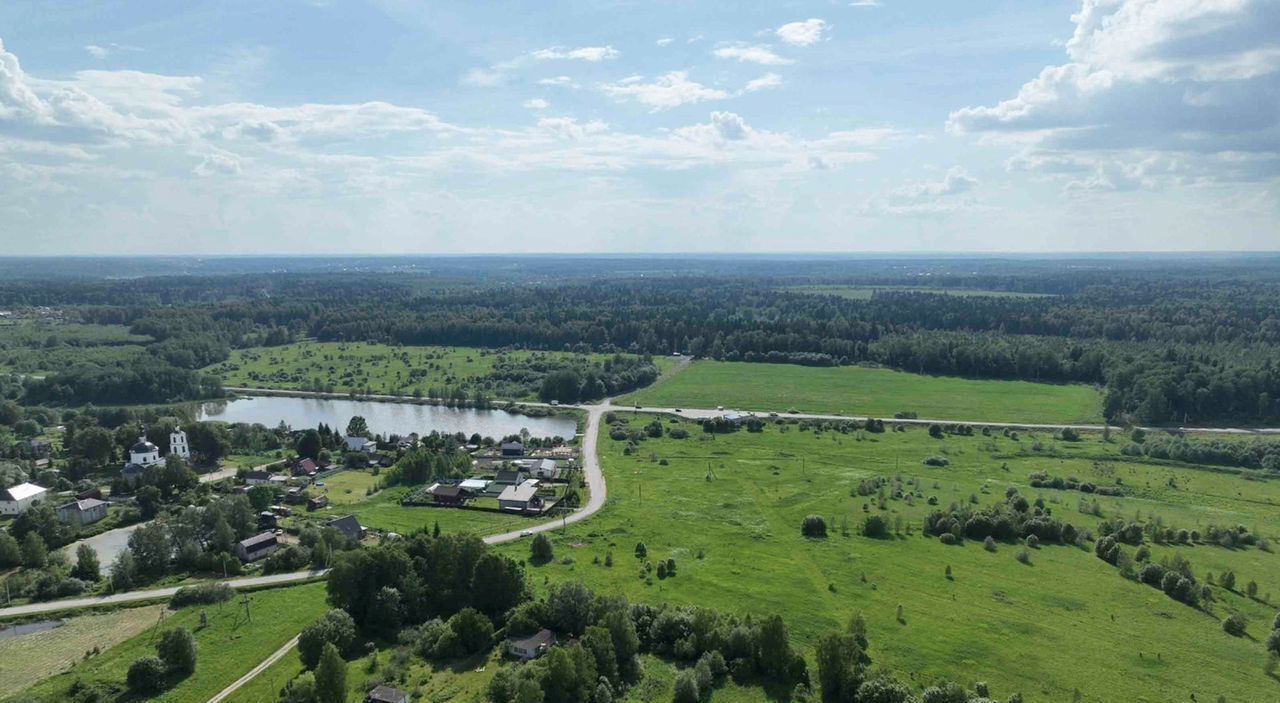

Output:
xmin=520 ymin=530 xmax=534 ymax=537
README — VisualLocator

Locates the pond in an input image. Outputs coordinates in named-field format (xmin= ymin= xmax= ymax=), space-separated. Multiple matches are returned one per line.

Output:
xmin=0 ymin=619 xmax=62 ymax=641
xmin=194 ymin=395 xmax=578 ymax=440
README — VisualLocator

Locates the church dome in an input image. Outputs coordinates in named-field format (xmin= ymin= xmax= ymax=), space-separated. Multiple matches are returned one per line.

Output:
xmin=131 ymin=439 xmax=158 ymax=454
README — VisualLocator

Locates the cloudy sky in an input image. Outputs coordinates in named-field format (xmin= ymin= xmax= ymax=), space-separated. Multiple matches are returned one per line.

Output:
xmin=0 ymin=0 xmax=1276 ymax=254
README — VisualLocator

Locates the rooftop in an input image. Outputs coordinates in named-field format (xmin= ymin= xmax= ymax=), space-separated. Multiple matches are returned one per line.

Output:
xmin=1 ymin=482 xmax=47 ymax=502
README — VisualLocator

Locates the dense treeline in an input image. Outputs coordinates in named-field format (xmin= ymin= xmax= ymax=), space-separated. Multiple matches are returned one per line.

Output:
xmin=5 ymin=257 xmax=1280 ymax=423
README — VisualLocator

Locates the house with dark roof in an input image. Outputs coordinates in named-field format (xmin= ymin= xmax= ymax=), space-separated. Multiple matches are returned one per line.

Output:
xmin=235 ymin=532 xmax=279 ymax=562
xmin=327 ymin=515 xmax=365 ymax=541
xmin=500 ymin=441 xmax=525 ymax=458
xmin=121 ymin=462 xmax=147 ymax=487
xmin=244 ymin=470 xmax=276 ymax=485
xmin=494 ymin=467 xmax=527 ymax=485
xmin=291 ymin=458 xmax=318 ymax=477
xmin=56 ymin=498 xmax=108 ymax=526
xmin=429 ymin=484 xmax=467 ymax=507
xmin=307 ymin=495 xmax=329 ymax=511
xmin=507 ymin=629 xmax=556 ymax=660
xmin=367 ymin=685 xmax=410 ymax=703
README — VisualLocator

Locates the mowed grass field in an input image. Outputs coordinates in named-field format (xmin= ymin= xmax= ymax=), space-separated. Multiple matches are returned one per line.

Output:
xmin=10 ymin=582 xmax=328 ymax=703
xmin=495 ymin=414 xmax=1280 ymax=703
xmin=0 ymin=604 xmax=166 ymax=694
xmin=622 ymin=361 xmax=1104 ymax=425
xmin=206 ymin=341 xmax=674 ymax=398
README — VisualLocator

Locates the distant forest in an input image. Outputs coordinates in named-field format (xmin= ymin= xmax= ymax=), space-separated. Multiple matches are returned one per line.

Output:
xmin=2 ymin=254 xmax=1280 ymax=425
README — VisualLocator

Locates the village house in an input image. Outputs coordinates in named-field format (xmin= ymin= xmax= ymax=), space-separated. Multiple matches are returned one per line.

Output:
xmin=518 ymin=458 xmax=561 ymax=480
xmin=428 ymin=483 xmax=468 ymax=507
xmin=327 ymin=515 xmax=366 ymax=541
xmin=244 ymin=470 xmax=276 ymax=485
xmin=308 ymin=495 xmax=329 ymax=511
xmin=56 ymin=498 xmax=108 ymax=526
xmin=367 ymin=685 xmax=410 ymax=703
xmin=507 ymin=629 xmax=556 ymax=660
xmin=344 ymin=436 xmax=377 ymax=455
xmin=458 ymin=478 xmax=490 ymax=494
xmin=235 ymin=532 xmax=279 ymax=562
xmin=0 ymin=482 xmax=47 ymax=516
xmin=500 ymin=441 xmax=525 ymax=458
xmin=291 ymin=457 xmax=318 ymax=477
xmin=494 ymin=467 xmax=528 ymax=485
xmin=498 ymin=479 xmax=544 ymax=514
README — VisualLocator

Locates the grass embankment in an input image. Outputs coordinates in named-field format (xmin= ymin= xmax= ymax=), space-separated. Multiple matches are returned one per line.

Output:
xmin=622 ymin=361 xmax=1105 ymax=425
xmin=11 ymin=582 xmax=328 ymax=703
xmin=494 ymin=415 xmax=1280 ymax=702
xmin=205 ymin=342 xmax=673 ymax=398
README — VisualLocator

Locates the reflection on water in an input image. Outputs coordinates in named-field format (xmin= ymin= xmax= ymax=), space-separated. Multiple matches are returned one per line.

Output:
xmin=195 ymin=395 xmax=577 ymax=440
xmin=0 ymin=620 xmax=62 ymax=641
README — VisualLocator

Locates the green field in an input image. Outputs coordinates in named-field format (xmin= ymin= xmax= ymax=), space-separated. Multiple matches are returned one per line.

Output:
xmin=205 ymin=341 xmax=673 ymax=398
xmin=492 ymin=414 xmax=1280 ymax=702
xmin=11 ymin=582 xmax=329 ymax=703
xmin=0 ymin=322 xmax=152 ymax=376
xmin=622 ymin=361 xmax=1105 ymax=424
xmin=789 ymin=285 xmax=1056 ymax=300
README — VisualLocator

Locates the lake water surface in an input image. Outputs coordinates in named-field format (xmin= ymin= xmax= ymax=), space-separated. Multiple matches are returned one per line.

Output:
xmin=195 ymin=395 xmax=577 ymax=440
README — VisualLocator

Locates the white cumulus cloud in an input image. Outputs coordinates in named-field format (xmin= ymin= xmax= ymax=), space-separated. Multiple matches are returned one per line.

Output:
xmin=712 ymin=44 xmax=793 ymax=66
xmin=601 ymin=71 xmax=730 ymax=111
xmin=776 ymin=19 xmax=829 ymax=47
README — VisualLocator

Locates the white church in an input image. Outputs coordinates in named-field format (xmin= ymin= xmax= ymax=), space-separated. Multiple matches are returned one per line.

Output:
xmin=122 ymin=427 xmax=191 ymax=486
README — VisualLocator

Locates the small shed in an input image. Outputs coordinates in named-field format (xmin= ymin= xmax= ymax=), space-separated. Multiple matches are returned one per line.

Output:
xmin=507 ymin=629 xmax=556 ymax=660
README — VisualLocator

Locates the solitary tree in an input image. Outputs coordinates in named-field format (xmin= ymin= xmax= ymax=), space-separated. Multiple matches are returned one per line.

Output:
xmin=314 ymin=643 xmax=347 ymax=703
xmin=72 ymin=543 xmax=101 ymax=582
xmin=20 ymin=532 xmax=47 ymax=569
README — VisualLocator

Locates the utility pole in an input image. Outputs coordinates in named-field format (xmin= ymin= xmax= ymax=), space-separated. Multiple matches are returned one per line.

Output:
xmin=241 ymin=593 xmax=252 ymax=623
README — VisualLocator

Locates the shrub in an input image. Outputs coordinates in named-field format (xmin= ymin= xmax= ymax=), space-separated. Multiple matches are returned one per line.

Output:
xmin=1016 ymin=549 xmax=1032 ymax=565
xmin=171 ymin=582 xmax=235 ymax=609
xmin=862 ymin=515 xmax=889 ymax=539
xmin=983 ymin=536 xmax=997 ymax=552
xmin=801 ymin=515 xmax=828 ymax=538
xmin=530 ymin=534 xmax=554 ymax=563
xmin=922 ymin=456 xmax=950 ymax=467
xmin=939 ymin=533 xmax=958 ymax=545
xmin=127 ymin=656 xmax=167 ymax=694
xmin=673 ymin=670 xmax=700 ymax=703
xmin=1025 ymin=534 xmax=1040 ymax=549
xmin=1223 ymin=613 xmax=1248 ymax=637
xmin=158 ymin=628 xmax=198 ymax=675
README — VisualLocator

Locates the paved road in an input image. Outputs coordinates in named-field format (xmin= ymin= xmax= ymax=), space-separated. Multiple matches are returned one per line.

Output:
xmin=0 ymin=570 xmax=328 ymax=619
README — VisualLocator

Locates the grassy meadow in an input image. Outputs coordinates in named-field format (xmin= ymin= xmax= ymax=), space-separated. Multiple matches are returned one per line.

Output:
xmin=205 ymin=341 xmax=674 ymax=398
xmin=492 ymin=414 xmax=1280 ymax=703
xmin=621 ymin=361 xmax=1105 ymax=424
xmin=9 ymin=582 xmax=329 ymax=703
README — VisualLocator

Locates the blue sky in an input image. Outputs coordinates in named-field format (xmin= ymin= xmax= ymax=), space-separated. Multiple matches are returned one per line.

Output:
xmin=0 ymin=0 xmax=1276 ymax=254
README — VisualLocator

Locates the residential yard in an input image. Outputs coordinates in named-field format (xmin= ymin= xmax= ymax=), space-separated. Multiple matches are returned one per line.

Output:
xmin=204 ymin=341 xmax=674 ymax=398
xmin=621 ymin=360 xmax=1105 ymax=424
xmin=11 ymin=582 xmax=329 ymax=703
xmin=0 ymin=604 xmax=166 ymax=694
xmin=304 ymin=482 xmax=543 ymax=537
xmin=494 ymin=414 xmax=1280 ymax=703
